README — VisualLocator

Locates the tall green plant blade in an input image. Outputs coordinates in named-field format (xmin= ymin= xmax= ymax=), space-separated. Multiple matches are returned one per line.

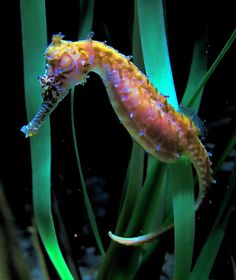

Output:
xmin=20 ymin=1 xmax=74 ymax=279
xmin=190 ymin=156 xmax=236 ymax=280
xmin=70 ymin=0 xmax=105 ymax=256
xmin=187 ymin=28 xmax=236 ymax=108
xmin=96 ymin=5 xmax=146 ymax=279
xmin=79 ymin=0 xmax=95 ymax=39
xmin=71 ymin=91 xmax=105 ymax=256
xmin=114 ymin=141 xmax=144 ymax=234
xmin=108 ymin=2 xmax=195 ymax=278
xmin=109 ymin=168 xmax=173 ymax=246
xmin=137 ymin=0 xmax=178 ymax=109
xmin=115 ymin=0 xmax=145 ymax=236
xmin=190 ymin=221 xmax=229 ymax=280
xmin=181 ymin=33 xmax=208 ymax=113
xmin=231 ymin=256 xmax=236 ymax=280
xmin=0 ymin=184 xmax=31 ymax=280
xmin=134 ymin=0 xmax=177 ymax=236
xmin=214 ymin=131 xmax=236 ymax=173
xmin=169 ymin=161 xmax=195 ymax=280
xmin=137 ymin=2 xmax=195 ymax=280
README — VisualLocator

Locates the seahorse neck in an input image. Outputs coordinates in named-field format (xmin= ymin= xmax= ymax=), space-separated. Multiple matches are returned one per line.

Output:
xmin=89 ymin=41 xmax=131 ymax=89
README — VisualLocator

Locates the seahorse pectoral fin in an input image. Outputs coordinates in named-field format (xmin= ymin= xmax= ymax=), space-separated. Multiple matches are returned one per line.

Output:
xmin=178 ymin=105 xmax=207 ymax=139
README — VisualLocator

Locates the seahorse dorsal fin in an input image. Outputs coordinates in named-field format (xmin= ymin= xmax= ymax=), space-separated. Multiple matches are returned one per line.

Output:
xmin=178 ymin=105 xmax=207 ymax=139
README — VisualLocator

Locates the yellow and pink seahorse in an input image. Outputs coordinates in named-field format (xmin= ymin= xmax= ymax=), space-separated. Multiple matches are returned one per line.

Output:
xmin=21 ymin=33 xmax=214 ymax=242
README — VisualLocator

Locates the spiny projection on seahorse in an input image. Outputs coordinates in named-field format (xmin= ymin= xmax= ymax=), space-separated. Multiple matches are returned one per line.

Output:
xmin=21 ymin=33 xmax=214 ymax=243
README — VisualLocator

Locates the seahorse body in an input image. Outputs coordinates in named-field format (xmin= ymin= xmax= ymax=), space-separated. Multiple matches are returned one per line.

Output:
xmin=21 ymin=34 xmax=213 ymax=209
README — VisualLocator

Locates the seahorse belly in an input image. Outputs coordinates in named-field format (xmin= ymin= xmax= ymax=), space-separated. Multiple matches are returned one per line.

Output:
xmin=92 ymin=47 xmax=189 ymax=163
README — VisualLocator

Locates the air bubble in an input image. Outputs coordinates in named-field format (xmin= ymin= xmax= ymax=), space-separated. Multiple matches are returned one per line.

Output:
xmin=155 ymin=145 xmax=161 ymax=152
xmin=211 ymin=178 xmax=216 ymax=184
xmin=87 ymin=31 xmax=94 ymax=39
xmin=139 ymin=130 xmax=145 ymax=136
xmin=155 ymin=102 xmax=163 ymax=110
xmin=129 ymin=112 xmax=134 ymax=118
xmin=121 ymin=95 xmax=129 ymax=101
xmin=80 ymin=60 xmax=86 ymax=66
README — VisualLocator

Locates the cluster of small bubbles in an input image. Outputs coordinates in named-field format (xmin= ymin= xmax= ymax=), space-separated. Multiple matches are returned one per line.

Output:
xmin=129 ymin=112 xmax=134 ymax=118
xmin=161 ymin=111 xmax=167 ymax=118
xmin=113 ymin=70 xmax=120 ymax=84
xmin=87 ymin=31 xmax=94 ymax=39
xmin=170 ymin=119 xmax=177 ymax=127
xmin=121 ymin=95 xmax=129 ymax=101
xmin=155 ymin=145 xmax=161 ymax=152
xmin=211 ymin=178 xmax=216 ymax=184
xmin=80 ymin=60 xmax=86 ymax=66
xmin=155 ymin=102 xmax=164 ymax=110
xmin=139 ymin=129 xmax=145 ymax=136
xmin=126 ymin=55 xmax=133 ymax=60
xmin=178 ymin=128 xmax=184 ymax=137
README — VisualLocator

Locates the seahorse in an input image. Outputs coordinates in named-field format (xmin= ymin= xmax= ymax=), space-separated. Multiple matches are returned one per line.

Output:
xmin=21 ymin=33 xmax=213 ymax=241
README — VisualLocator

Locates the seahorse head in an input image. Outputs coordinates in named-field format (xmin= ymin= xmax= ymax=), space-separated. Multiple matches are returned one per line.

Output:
xmin=39 ymin=33 xmax=94 ymax=103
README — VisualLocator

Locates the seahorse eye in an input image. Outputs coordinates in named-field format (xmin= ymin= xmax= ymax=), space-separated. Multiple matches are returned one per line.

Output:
xmin=58 ymin=53 xmax=75 ymax=73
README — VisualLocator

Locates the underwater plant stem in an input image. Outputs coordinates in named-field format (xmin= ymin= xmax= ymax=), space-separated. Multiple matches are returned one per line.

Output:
xmin=78 ymin=0 xmax=95 ymax=39
xmin=114 ymin=141 xmax=144 ymax=234
xmin=137 ymin=0 xmax=178 ymax=109
xmin=70 ymin=0 xmax=106 ymax=257
xmin=97 ymin=4 xmax=146 ymax=278
xmin=214 ymin=131 xmax=236 ymax=173
xmin=70 ymin=90 xmax=105 ymax=256
xmin=169 ymin=161 xmax=195 ymax=280
xmin=190 ymin=158 xmax=236 ymax=280
xmin=188 ymin=27 xmax=236 ymax=108
xmin=181 ymin=31 xmax=208 ymax=113
xmin=20 ymin=1 xmax=74 ymax=279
